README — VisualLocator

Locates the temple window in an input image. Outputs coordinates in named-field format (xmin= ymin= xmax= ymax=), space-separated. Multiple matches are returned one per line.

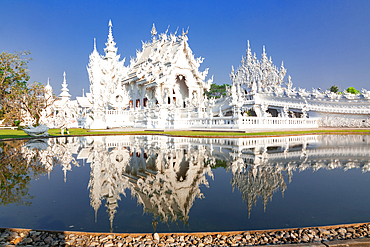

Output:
xmin=136 ymin=99 xmax=140 ymax=107
xmin=129 ymin=100 xmax=133 ymax=108
xmin=168 ymin=97 xmax=170 ymax=104
xmin=143 ymin=98 xmax=148 ymax=107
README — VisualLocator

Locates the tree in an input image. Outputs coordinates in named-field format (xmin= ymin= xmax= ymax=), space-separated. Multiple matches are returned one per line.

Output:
xmin=330 ymin=85 xmax=339 ymax=93
xmin=204 ymin=83 xmax=229 ymax=99
xmin=346 ymin=87 xmax=360 ymax=95
xmin=0 ymin=51 xmax=31 ymax=124
xmin=0 ymin=51 xmax=31 ymax=105
xmin=7 ymin=81 xmax=55 ymax=126
xmin=0 ymin=51 xmax=54 ymax=126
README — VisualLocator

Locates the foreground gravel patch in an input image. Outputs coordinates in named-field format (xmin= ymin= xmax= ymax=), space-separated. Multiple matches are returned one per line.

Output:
xmin=0 ymin=223 xmax=370 ymax=246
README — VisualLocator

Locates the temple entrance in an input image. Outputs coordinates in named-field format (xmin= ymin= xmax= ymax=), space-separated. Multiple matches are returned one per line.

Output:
xmin=176 ymin=75 xmax=189 ymax=108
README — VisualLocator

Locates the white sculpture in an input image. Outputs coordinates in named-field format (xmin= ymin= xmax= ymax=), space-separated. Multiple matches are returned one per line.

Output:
xmin=23 ymin=124 xmax=49 ymax=137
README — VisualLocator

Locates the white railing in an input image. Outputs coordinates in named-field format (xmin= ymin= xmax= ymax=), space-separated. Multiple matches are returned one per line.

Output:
xmin=188 ymin=116 xmax=319 ymax=129
xmin=106 ymin=110 xmax=132 ymax=115
xmin=100 ymin=109 xmax=319 ymax=130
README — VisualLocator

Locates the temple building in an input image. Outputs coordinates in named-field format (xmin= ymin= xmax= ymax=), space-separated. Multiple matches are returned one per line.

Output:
xmin=39 ymin=20 xmax=370 ymax=130
xmin=86 ymin=20 xmax=212 ymax=129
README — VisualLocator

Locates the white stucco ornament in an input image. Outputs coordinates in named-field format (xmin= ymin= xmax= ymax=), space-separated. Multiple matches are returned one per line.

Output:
xmin=23 ymin=124 xmax=49 ymax=137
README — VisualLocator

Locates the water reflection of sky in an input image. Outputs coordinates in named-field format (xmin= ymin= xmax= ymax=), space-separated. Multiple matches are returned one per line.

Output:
xmin=0 ymin=135 xmax=370 ymax=233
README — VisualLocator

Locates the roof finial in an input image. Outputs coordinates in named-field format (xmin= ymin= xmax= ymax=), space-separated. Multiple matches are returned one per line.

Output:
xmin=94 ymin=38 xmax=97 ymax=51
xmin=182 ymin=27 xmax=189 ymax=36
xmin=108 ymin=19 xmax=113 ymax=41
xmin=165 ymin=25 xmax=170 ymax=34
xmin=151 ymin=23 xmax=157 ymax=37
xmin=104 ymin=19 xmax=117 ymax=57
xmin=82 ymin=88 xmax=85 ymax=97
xmin=47 ymin=77 xmax=50 ymax=86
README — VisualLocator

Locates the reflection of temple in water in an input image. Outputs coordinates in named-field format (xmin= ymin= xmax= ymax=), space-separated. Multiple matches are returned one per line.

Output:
xmin=226 ymin=135 xmax=370 ymax=215
xmin=81 ymin=135 xmax=214 ymax=231
xmin=20 ymin=137 xmax=80 ymax=182
xmin=17 ymin=134 xmax=370 ymax=229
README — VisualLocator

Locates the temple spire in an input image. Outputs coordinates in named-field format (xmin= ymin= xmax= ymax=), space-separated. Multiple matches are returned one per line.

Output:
xmin=104 ymin=19 xmax=118 ymax=58
xmin=44 ymin=77 xmax=53 ymax=98
xmin=59 ymin=71 xmax=71 ymax=99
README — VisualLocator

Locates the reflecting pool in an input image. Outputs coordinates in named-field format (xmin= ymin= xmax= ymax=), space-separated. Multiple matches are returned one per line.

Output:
xmin=0 ymin=134 xmax=370 ymax=233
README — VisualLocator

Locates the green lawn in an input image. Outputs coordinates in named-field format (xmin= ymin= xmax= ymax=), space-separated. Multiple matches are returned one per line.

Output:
xmin=1 ymin=128 xmax=370 ymax=140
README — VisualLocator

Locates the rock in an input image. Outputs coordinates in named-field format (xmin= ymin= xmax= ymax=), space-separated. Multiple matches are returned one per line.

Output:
xmin=302 ymin=234 xmax=310 ymax=242
xmin=203 ymin=236 xmax=212 ymax=244
xmin=234 ymin=235 xmax=242 ymax=241
xmin=89 ymin=241 xmax=100 ymax=246
xmin=12 ymin=237 xmax=22 ymax=245
xmin=51 ymin=240 xmax=59 ymax=246
xmin=100 ymin=237 xmax=108 ymax=242
xmin=125 ymin=236 xmax=133 ymax=243
xmin=104 ymin=241 xmax=114 ymax=247
xmin=153 ymin=233 xmax=159 ymax=241
xmin=347 ymin=227 xmax=356 ymax=233
xmin=318 ymin=228 xmax=331 ymax=235
xmin=166 ymin=237 xmax=174 ymax=243
xmin=22 ymin=238 xmax=33 ymax=244
xmin=44 ymin=236 xmax=53 ymax=244
xmin=35 ymin=236 xmax=43 ymax=242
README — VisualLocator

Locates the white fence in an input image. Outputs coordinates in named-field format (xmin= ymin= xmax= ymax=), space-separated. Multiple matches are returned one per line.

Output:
xmin=187 ymin=116 xmax=319 ymax=129
xmin=100 ymin=109 xmax=319 ymax=130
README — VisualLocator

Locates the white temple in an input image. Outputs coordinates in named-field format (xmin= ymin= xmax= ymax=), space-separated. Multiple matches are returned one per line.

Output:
xmin=39 ymin=20 xmax=370 ymax=130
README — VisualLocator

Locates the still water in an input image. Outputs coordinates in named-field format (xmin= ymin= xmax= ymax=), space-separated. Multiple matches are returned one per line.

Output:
xmin=0 ymin=134 xmax=370 ymax=233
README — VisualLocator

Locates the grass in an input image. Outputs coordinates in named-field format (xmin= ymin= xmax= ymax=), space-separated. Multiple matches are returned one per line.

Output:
xmin=1 ymin=128 xmax=370 ymax=140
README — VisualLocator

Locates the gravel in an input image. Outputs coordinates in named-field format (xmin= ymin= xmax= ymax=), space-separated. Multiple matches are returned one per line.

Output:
xmin=0 ymin=223 xmax=369 ymax=246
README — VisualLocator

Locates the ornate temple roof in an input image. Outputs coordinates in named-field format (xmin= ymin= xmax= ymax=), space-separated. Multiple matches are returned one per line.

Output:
xmin=122 ymin=24 xmax=211 ymax=90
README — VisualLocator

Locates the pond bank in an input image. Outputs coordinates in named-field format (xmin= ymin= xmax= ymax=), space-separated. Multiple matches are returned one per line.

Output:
xmin=1 ymin=127 xmax=370 ymax=141
xmin=1 ymin=222 xmax=370 ymax=246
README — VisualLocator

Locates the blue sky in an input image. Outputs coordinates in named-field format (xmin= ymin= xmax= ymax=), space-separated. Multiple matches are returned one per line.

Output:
xmin=1 ymin=0 xmax=370 ymax=98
